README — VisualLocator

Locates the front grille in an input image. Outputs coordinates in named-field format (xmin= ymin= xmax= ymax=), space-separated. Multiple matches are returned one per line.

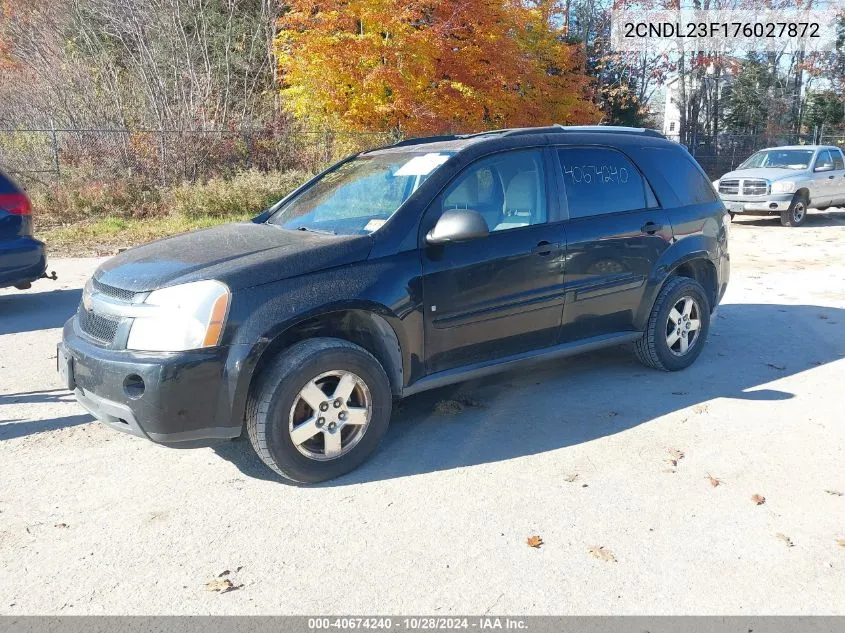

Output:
xmin=718 ymin=179 xmax=739 ymax=195
xmin=92 ymin=278 xmax=136 ymax=302
xmin=742 ymin=179 xmax=769 ymax=196
xmin=78 ymin=308 xmax=120 ymax=344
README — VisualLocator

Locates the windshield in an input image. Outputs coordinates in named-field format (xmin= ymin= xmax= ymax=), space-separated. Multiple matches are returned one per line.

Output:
xmin=738 ymin=149 xmax=814 ymax=170
xmin=268 ymin=150 xmax=454 ymax=235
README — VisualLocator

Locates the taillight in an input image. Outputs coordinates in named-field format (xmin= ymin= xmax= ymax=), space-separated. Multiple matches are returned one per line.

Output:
xmin=0 ymin=193 xmax=32 ymax=216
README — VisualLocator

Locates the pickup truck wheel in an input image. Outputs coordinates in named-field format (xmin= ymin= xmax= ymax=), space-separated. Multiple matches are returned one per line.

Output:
xmin=781 ymin=195 xmax=808 ymax=227
xmin=634 ymin=276 xmax=711 ymax=371
xmin=246 ymin=338 xmax=392 ymax=483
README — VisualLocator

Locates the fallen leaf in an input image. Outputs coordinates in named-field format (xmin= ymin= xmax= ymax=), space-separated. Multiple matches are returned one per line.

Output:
xmin=767 ymin=363 xmax=786 ymax=371
xmin=455 ymin=395 xmax=485 ymax=409
xmin=694 ymin=404 xmax=709 ymax=414
xmin=204 ymin=570 xmax=243 ymax=593
xmin=668 ymin=448 xmax=685 ymax=460
xmin=666 ymin=459 xmax=678 ymax=468
xmin=824 ymin=489 xmax=843 ymax=496
xmin=607 ymin=411 xmax=618 ymax=417
xmin=563 ymin=473 xmax=579 ymax=483
xmin=54 ymin=523 xmax=69 ymax=529
xmin=706 ymin=474 xmax=722 ymax=487
xmin=588 ymin=546 xmax=617 ymax=562
xmin=751 ymin=494 xmax=766 ymax=505
xmin=819 ymin=314 xmax=829 ymax=320
xmin=434 ymin=400 xmax=462 ymax=415
xmin=672 ymin=391 xmax=689 ymax=395
xmin=837 ymin=538 xmax=845 ymax=548
xmin=526 ymin=535 xmax=543 ymax=549
xmin=776 ymin=533 xmax=795 ymax=548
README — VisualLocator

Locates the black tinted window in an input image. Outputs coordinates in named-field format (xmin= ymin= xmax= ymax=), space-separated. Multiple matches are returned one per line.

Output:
xmin=832 ymin=150 xmax=844 ymax=170
xmin=637 ymin=146 xmax=716 ymax=206
xmin=557 ymin=147 xmax=646 ymax=218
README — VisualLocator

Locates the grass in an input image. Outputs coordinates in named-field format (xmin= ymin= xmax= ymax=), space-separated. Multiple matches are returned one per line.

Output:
xmin=31 ymin=168 xmax=309 ymax=256
xmin=40 ymin=212 xmax=254 ymax=257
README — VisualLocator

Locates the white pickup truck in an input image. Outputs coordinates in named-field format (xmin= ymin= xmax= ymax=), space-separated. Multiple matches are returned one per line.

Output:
xmin=713 ymin=145 xmax=845 ymax=227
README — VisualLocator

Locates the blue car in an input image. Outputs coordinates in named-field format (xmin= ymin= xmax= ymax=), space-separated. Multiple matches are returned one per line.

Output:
xmin=0 ymin=169 xmax=47 ymax=290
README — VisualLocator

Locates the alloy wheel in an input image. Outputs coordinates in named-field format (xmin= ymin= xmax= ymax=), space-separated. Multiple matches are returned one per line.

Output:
xmin=665 ymin=296 xmax=702 ymax=356
xmin=288 ymin=370 xmax=372 ymax=461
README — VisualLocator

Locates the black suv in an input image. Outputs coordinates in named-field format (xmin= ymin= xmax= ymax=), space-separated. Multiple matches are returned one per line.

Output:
xmin=59 ymin=125 xmax=730 ymax=483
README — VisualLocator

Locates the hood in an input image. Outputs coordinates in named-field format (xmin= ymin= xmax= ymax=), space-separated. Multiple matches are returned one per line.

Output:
xmin=95 ymin=222 xmax=374 ymax=292
xmin=718 ymin=167 xmax=805 ymax=181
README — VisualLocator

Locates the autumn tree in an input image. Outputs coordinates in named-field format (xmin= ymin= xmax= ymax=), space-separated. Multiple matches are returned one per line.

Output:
xmin=275 ymin=0 xmax=599 ymax=135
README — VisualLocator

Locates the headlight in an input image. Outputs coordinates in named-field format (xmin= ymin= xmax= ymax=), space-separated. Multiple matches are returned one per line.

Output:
xmin=771 ymin=181 xmax=797 ymax=194
xmin=126 ymin=280 xmax=231 ymax=352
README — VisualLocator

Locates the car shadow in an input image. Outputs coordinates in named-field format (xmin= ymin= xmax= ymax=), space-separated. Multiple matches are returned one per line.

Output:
xmin=0 ymin=388 xmax=75 ymax=406
xmin=0 ymin=414 xmax=92 ymax=441
xmin=0 ymin=288 xmax=81 ymax=335
xmin=733 ymin=209 xmax=845 ymax=228
xmin=213 ymin=302 xmax=845 ymax=485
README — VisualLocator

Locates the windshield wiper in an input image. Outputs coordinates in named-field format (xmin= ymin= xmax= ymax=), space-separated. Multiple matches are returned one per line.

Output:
xmin=296 ymin=226 xmax=337 ymax=236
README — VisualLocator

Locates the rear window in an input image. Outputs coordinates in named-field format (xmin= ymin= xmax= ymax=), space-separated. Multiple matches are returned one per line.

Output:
xmin=640 ymin=147 xmax=717 ymax=206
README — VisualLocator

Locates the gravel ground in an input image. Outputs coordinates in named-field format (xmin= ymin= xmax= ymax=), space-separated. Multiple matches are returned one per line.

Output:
xmin=1 ymin=212 xmax=844 ymax=615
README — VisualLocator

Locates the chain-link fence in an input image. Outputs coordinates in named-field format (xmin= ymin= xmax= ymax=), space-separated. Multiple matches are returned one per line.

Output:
xmin=0 ymin=127 xmax=399 ymax=188
xmin=4 ymin=125 xmax=845 ymax=188
xmin=688 ymin=129 xmax=845 ymax=179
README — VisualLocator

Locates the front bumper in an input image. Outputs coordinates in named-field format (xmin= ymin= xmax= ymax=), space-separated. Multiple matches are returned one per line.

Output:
xmin=60 ymin=319 xmax=248 ymax=443
xmin=719 ymin=193 xmax=794 ymax=214
xmin=0 ymin=236 xmax=47 ymax=289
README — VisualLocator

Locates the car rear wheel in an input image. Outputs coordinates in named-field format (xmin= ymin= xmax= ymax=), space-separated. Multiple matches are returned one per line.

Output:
xmin=246 ymin=338 xmax=392 ymax=483
xmin=781 ymin=194 xmax=808 ymax=227
xmin=634 ymin=276 xmax=711 ymax=371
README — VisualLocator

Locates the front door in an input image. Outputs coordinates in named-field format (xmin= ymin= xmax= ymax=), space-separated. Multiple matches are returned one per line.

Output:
xmin=812 ymin=150 xmax=836 ymax=207
xmin=420 ymin=149 xmax=567 ymax=374
xmin=554 ymin=145 xmax=674 ymax=341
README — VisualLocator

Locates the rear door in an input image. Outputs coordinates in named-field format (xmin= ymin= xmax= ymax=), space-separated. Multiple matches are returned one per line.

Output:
xmin=554 ymin=146 xmax=673 ymax=341
xmin=420 ymin=148 xmax=567 ymax=373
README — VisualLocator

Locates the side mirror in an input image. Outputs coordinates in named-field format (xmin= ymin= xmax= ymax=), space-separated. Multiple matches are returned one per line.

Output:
xmin=426 ymin=209 xmax=489 ymax=245
xmin=815 ymin=163 xmax=834 ymax=172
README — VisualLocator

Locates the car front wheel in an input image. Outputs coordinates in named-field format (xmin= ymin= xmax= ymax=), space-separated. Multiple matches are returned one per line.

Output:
xmin=246 ymin=338 xmax=392 ymax=483
xmin=781 ymin=194 xmax=808 ymax=227
xmin=634 ymin=276 xmax=711 ymax=371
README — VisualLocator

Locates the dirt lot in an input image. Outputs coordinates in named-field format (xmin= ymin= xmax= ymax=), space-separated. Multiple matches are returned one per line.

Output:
xmin=1 ymin=212 xmax=844 ymax=615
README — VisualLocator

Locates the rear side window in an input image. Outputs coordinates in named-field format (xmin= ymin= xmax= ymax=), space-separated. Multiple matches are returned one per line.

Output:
xmin=637 ymin=147 xmax=717 ymax=206
xmin=834 ymin=150 xmax=845 ymax=170
xmin=557 ymin=147 xmax=647 ymax=218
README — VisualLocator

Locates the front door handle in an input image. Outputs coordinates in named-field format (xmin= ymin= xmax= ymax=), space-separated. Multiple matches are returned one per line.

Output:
xmin=641 ymin=222 xmax=663 ymax=235
xmin=531 ymin=241 xmax=559 ymax=256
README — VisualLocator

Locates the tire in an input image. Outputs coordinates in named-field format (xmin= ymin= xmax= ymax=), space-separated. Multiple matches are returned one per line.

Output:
xmin=246 ymin=338 xmax=392 ymax=483
xmin=634 ymin=276 xmax=711 ymax=371
xmin=780 ymin=193 xmax=808 ymax=227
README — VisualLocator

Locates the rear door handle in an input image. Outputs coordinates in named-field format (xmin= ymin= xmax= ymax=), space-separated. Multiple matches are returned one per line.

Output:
xmin=641 ymin=222 xmax=663 ymax=235
xmin=829 ymin=175 xmax=835 ymax=179
xmin=531 ymin=241 xmax=560 ymax=256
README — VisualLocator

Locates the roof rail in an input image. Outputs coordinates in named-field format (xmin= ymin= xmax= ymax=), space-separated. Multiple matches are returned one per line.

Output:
xmin=391 ymin=134 xmax=460 ymax=148
xmin=390 ymin=124 xmax=665 ymax=149
xmin=554 ymin=125 xmax=665 ymax=138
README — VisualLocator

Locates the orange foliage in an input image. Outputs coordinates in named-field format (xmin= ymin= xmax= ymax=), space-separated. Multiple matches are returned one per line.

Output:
xmin=276 ymin=0 xmax=599 ymax=135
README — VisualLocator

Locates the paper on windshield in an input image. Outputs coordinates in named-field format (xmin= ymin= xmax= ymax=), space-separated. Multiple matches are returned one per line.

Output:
xmin=395 ymin=153 xmax=450 ymax=177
